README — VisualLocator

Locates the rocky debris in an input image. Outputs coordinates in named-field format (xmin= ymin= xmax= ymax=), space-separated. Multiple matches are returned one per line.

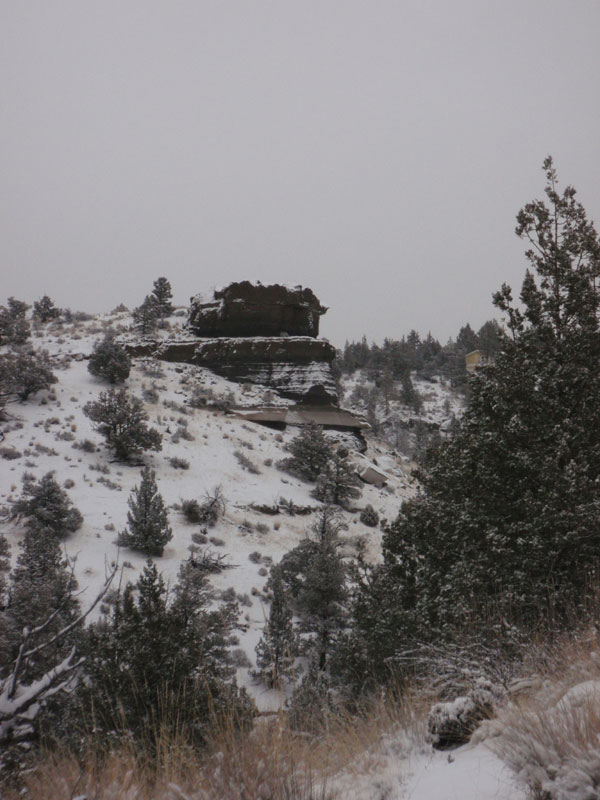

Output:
xmin=187 ymin=282 xmax=327 ymax=338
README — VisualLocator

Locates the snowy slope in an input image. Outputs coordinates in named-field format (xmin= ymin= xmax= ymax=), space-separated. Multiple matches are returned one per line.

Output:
xmin=0 ymin=311 xmax=538 ymax=800
xmin=0 ymin=311 xmax=417 ymax=701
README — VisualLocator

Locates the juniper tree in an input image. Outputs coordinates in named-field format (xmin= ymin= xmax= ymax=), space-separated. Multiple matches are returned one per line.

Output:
xmin=151 ymin=277 xmax=174 ymax=317
xmin=0 ymin=298 xmax=30 ymax=346
xmin=295 ymin=509 xmax=348 ymax=672
xmin=77 ymin=559 xmax=253 ymax=746
xmin=12 ymin=472 xmax=83 ymax=538
xmin=0 ymin=349 xmax=57 ymax=402
xmin=83 ymin=387 xmax=161 ymax=460
xmin=254 ymin=568 xmax=297 ymax=687
xmin=117 ymin=467 xmax=172 ymax=556
xmin=132 ymin=295 xmax=159 ymax=335
xmin=366 ymin=158 xmax=600 ymax=675
xmin=88 ymin=333 xmax=131 ymax=384
xmin=32 ymin=295 xmax=60 ymax=322
xmin=282 ymin=422 xmax=333 ymax=481
xmin=312 ymin=450 xmax=361 ymax=508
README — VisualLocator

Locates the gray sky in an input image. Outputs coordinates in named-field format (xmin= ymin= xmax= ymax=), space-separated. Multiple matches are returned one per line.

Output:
xmin=2 ymin=1 xmax=599 ymax=347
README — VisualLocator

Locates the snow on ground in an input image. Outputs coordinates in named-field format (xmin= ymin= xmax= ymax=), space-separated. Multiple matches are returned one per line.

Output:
xmin=0 ymin=312 xmax=538 ymax=798
xmin=398 ymin=743 xmax=528 ymax=800
xmin=0 ymin=311 xmax=418 ymax=708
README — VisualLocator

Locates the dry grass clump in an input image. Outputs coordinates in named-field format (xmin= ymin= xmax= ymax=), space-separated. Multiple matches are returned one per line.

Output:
xmin=491 ymin=629 xmax=600 ymax=800
xmin=4 ymin=692 xmax=425 ymax=800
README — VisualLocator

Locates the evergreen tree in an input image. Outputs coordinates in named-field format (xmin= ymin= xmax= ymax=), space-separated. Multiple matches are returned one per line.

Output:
xmin=151 ymin=277 xmax=174 ymax=317
xmin=132 ymin=295 xmax=159 ymax=334
xmin=282 ymin=422 xmax=333 ymax=481
xmin=83 ymin=387 xmax=161 ymax=460
xmin=88 ymin=333 xmax=131 ymax=384
xmin=312 ymin=450 xmax=362 ymax=508
xmin=0 ymin=298 xmax=30 ymax=346
xmin=295 ymin=509 xmax=348 ymax=672
xmin=77 ymin=559 xmax=253 ymax=746
xmin=32 ymin=295 xmax=60 ymax=322
xmin=370 ymin=157 xmax=600 ymax=668
xmin=0 ymin=349 xmax=57 ymax=402
xmin=117 ymin=467 xmax=172 ymax=556
xmin=12 ymin=472 xmax=83 ymax=538
xmin=3 ymin=526 xmax=80 ymax=684
xmin=254 ymin=569 xmax=297 ymax=688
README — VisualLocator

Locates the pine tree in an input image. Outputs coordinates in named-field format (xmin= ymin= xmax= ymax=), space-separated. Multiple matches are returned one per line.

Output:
xmin=0 ymin=349 xmax=57 ymax=402
xmin=151 ymin=277 xmax=174 ymax=317
xmin=12 ymin=472 xmax=83 ymax=538
xmin=0 ymin=298 xmax=30 ymax=346
xmin=118 ymin=467 xmax=172 ymax=556
xmin=88 ymin=333 xmax=131 ymax=384
xmin=77 ymin=559 xmax=253 ymax=745
xmin=312 ymin=451 xmax=361 ymax=508
xmin=4 ymin=526 xmax=80 ymax=683
xmin=32 ymin=295 xmax=60 ymax=322
xmin=295 ymin=509 xmax=348 ymax=672
xmin=282 ymin=422 xmax=333 ymax=481
xmin=132 ymin=295 xmax=159 ymax=334
xmin=373 ymin=157 xmax=600 ymax=657
xmin=83 ymin=387 xmax=161 ymax=460
xmin=254 ymin=569 xmax=297 ymax=687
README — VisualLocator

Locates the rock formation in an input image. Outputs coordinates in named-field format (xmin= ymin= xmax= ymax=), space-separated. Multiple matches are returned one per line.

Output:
xmin=127 ymin=283 xmax=338 ymax=404
xmin=187 ymin=281 xmax=327 ymax=338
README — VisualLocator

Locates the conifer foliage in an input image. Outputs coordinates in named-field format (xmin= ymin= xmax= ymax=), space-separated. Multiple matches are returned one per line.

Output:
xmin=77 ymin=559 xmax=253 ymax=746
xmin=371 ymin=158 xmax=600 ymax=663
xmin=12 ymin=472 xmax=83 ymax=538
xmin=253 ymin=569 xmax=297 ymax=688
xmin=87 ymin=333 xmax=131 ymax=384
xmin=281 ymin=422 xmax=333 ymax=481
xmin=132 ymin=295 xmax=159 ymax=334
xmin=83 ymin=387 xmax=161 ymax=460
xmin=151 ymin=277 xmax=174 ymax=317
xmin=32 ymin=295 xmax=60 ymax=322
xmin=312 ymin=449 xmax=361 ymax=508
xmin=118 ymin=467 xmax=172 ymax=556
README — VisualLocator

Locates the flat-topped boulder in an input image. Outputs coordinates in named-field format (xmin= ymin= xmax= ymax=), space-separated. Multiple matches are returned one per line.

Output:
xmin=187 ymin=281 xmax=327 ymax=338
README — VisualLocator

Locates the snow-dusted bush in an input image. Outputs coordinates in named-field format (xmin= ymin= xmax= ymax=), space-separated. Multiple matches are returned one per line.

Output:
xmin=117 ymin=467 xmax=172 ymax=557
xmin=359 ymin=504 xmax=379 ymax=527
xmin=87 ymin=333 xmax=131 ymax=384
xmin=12 ymin=472 xmax=83 ymax=539
xmin=83 ymin=387 xmax=161 ymax=461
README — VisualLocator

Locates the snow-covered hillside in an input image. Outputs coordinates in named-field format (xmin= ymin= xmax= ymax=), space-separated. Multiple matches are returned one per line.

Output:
xmin=6 ymin=311 xmax=598 ymax=800
xmin=0 ymin=310 xmax=420 ymax=708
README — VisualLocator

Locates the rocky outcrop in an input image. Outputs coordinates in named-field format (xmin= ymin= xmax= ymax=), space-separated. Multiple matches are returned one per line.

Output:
xmin=187 ymin=282 xmax=327 ymax=338
xmin=127 ymin=336 xmax=338 ymax=404
xmin=126 ymin=283 xmax=338 ymax=404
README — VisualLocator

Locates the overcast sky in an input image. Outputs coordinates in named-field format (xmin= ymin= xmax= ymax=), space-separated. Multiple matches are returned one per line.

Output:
xmin=2 ymin=1 xmax=599 ymax=346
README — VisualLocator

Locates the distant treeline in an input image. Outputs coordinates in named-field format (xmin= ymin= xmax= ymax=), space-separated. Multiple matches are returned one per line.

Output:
xmin=336 ymin=319 xmax=503 ymax=385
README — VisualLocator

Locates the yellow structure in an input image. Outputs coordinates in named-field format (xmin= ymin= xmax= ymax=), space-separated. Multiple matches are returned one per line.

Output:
xmin=465 ymin=350 xmax=484 ymax=373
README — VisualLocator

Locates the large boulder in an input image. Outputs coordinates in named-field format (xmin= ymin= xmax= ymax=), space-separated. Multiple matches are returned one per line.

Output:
xmin=187 ymin=282 xmax=327 ymax=338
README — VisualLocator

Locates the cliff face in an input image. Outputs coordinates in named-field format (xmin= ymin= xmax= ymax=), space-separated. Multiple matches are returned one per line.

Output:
xmin=187 ymin=281 xmax=327 ymax=338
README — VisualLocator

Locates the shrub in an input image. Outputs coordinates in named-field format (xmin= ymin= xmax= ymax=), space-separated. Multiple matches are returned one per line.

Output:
xmin=360 ymin=504 xmax=379 ymax=527
xmin=169 ymin=456 xmax=190 ymax=470
xmin=117 ymin=467 xmax=172 ymax=556
xmin=83 ymin=387 xmax=161 ymax=461
xmin=12 ymin=471 xmax=83 ymax=538
xmin=234 ymin=450 xmax=261 ymax=474
xmin=88 ymin=334 xmax=131 ymax=384
xmin=32 ymin=295 xmax=60 ymax=322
